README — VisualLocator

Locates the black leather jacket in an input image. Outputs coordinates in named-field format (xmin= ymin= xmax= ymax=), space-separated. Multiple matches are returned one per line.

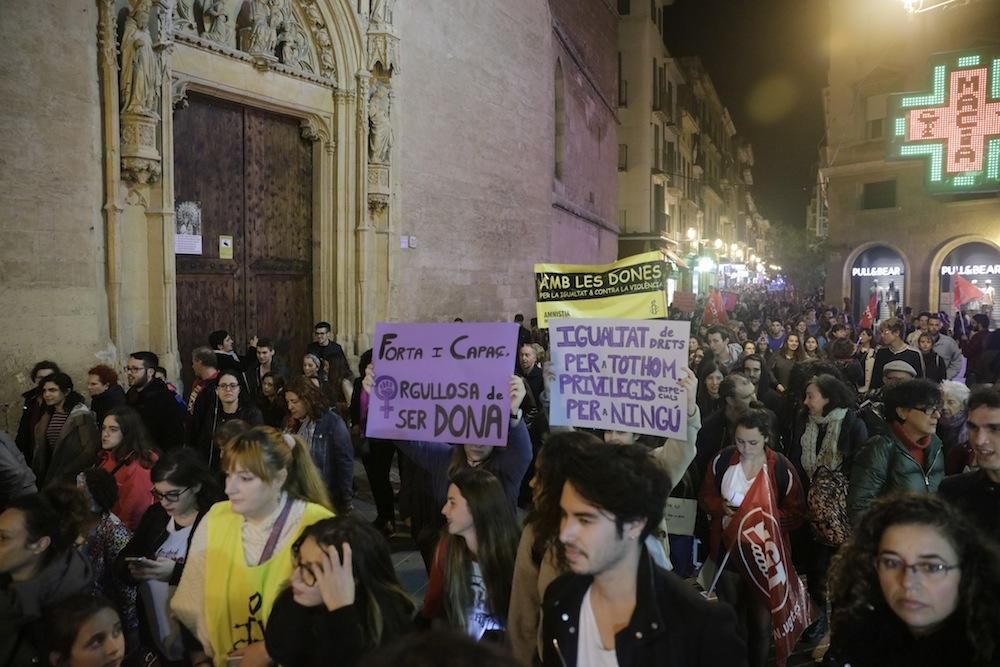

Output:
xmin=539 ymin=549 xmax=746 ymax=667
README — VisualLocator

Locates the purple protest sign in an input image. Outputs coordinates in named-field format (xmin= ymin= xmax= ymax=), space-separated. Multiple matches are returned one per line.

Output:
xmin=365 ymin=322 xmax=519 ymax=446
xmin=548 ymin=317 xmax=690 ymax=438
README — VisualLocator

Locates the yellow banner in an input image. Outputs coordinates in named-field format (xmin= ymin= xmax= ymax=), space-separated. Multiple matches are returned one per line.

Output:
xmin=534 ymin=251 xmax=668 ymax=328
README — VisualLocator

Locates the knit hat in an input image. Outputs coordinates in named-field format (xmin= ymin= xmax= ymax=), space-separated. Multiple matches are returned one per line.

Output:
xmin=882 ymin=360 xmax=917 ymax=378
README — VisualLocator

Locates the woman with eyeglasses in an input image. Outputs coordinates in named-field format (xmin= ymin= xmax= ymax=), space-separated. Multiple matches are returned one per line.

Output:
xmin=264 ymin=516 xmax=415 ymax=667
xmin=847 ymin=379 xmax=946 ymax=525
xmin=193 ymin=370 xmax=264 ymax=470
xmin=825 ymin=493 xmax=1000 ymax=667
xmin=114 ymin=448 xmax=223 ymax=665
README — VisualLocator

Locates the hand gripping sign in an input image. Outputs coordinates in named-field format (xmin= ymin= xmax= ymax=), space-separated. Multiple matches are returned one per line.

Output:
xmin=365 ymin=322 xmax=519 ymax=447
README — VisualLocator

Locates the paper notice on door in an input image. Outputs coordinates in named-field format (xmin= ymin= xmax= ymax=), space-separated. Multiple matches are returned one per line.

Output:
xmin=219 ymin=235 xmax=234 ymax=260
xmin=174 ymin=201 xmax=202 ymax=255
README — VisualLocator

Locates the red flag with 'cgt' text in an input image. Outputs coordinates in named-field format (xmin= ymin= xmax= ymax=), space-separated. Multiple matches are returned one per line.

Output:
xmin=722 ymin=466 xmax=816 ymax=667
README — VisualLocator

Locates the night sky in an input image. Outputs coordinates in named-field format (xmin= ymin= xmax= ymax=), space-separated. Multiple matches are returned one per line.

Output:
xmin=663 ymin=0 xmax=830 ymax=229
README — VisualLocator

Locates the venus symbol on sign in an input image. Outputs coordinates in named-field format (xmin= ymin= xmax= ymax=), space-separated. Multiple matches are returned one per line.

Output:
xmin=374 ymin=376 xmax=398 ymax=418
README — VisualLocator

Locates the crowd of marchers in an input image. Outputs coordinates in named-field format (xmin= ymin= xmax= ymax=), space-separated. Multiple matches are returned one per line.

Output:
xmin=1 ymin=294 xmax=1000 ymax=667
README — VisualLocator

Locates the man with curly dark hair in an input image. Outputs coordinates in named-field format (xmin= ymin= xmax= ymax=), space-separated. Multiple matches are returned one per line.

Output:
xmin=826 ymin=492 xmax=1000 ymax=667
xmin=540 ymin=443 xmax=745 ymax=667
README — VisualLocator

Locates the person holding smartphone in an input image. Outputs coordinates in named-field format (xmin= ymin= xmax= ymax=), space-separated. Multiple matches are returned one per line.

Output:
xmin=115 ymin=448 xmax=222 ymax=664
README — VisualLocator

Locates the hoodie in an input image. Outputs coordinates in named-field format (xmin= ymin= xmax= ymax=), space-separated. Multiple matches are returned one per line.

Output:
xmin=0 ymin=548 xmax=94 ymax=666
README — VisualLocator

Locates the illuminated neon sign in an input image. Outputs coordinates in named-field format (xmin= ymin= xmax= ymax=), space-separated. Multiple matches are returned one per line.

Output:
xmin=887 ymin=50 xmax=1000 ymax=194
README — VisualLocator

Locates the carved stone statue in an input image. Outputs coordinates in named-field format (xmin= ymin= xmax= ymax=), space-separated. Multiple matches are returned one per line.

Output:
xmin=370 ymin=0 xmax=395 ymax=25
xmin=246 ymin=0 xmax=279 ymax=54
xmin=278 ymin=20 xmax=311 ymax=71
xmin=120 ymin=0 xmax=161 ymax=115
xmin=368 ymin=83 xmax=392 ymax=164
xmin=173 ymin=0 xmax=195 ymax=32
xmin=154 ymin=0 xmax=174 ymax=43
xmin=203 ymin=0 xmax=233 ymax=45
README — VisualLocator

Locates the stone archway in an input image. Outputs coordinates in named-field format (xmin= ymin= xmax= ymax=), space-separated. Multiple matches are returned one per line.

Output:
xmin=96 ymin=0 xmax=397 ymax=375
xmin=841 ymin=240 xmax=912 ymax=317
xmin=928 ymin=234 xmax=1000 ymax=311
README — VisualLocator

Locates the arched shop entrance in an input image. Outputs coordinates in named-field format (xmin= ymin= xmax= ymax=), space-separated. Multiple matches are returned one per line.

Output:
xmin=936 ymin=240 xmax=1000 ymax=322
xmin=849 ymin=245 xmax=905 ymax=324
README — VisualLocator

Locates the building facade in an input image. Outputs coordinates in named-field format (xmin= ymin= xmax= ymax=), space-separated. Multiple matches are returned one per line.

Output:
xmin=0 ymin=0 xmax=618 ymax=422
xmin=822 ymin=0 xmax=1000 ymax=322
xmin=615 ymin=2 xmax=769 ymax=302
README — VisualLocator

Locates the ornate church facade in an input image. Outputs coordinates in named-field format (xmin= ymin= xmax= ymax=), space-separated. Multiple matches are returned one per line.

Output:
xmin=0 ymin=0 xmax=618 ymax=415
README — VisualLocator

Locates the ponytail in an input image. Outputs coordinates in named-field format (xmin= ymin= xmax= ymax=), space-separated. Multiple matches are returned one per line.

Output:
xmin=284 ymin=433 xmax=333 ymax=511
xmin=222 ymin=427 xmax=332 ymax=512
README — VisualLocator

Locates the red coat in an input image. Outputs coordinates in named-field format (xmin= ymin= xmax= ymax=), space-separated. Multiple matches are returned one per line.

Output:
xmin=698 ymin=446 xmax=805 ymax=564
xmin=99 ymin=450 xmax=156 ymax=531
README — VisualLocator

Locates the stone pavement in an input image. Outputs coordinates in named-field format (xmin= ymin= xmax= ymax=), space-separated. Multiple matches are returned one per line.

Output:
xmin=350 ymin=459 xmax=821 ymax=666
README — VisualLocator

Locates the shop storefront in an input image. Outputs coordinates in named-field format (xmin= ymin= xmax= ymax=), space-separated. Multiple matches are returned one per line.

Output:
xmin=850 ymin=245 xmax=905 ymax=323
xmin=937 ymin=241 xmax=1000 ymax=321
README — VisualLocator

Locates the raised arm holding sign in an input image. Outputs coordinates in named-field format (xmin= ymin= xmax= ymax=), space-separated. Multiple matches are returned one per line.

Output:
xmin=359 ymin=323 xmax=533 ymax=572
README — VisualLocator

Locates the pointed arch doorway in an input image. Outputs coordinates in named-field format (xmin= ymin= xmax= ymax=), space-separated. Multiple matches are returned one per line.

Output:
xmin=173 ymin=92 xmax=313 ymax=390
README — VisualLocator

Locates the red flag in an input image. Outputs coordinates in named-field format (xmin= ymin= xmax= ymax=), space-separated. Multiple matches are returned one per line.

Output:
xmin=953 ymin=274 xmax=985 ymax=308
xmin=702 ymin=289 xmax=729 ymax=325
xmin=860 ymin=291 xmax=877 ymax=329
xmin=721 ymin=291 xmax=739 ymax=312
xmin=722 ymin=466 xmax=816 ymax=667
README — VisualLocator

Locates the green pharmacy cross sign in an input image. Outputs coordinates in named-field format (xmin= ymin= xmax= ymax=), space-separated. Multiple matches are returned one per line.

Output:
xmin=887 ymin=50 xmax=1000 ymax=194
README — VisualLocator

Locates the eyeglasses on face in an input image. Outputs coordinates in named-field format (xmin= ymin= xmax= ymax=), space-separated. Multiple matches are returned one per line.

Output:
xmin=151 ymin=487 xmax=191 ymax=503
xmin=912 ymin=405 xmax=943 ymax=417
xmin=217 ymin=382 xmax=240 ymax=390
xmin=294 ymin=559 xmax=318 ymax=587
xmin=873 ymin=555 xmax=959 ymax=579
xmin=125 ymin=365 xmax=146 ymax=373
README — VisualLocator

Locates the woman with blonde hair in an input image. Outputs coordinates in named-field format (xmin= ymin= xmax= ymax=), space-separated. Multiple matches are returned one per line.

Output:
xmin=172 ymin=426 xmax=333 ymax=666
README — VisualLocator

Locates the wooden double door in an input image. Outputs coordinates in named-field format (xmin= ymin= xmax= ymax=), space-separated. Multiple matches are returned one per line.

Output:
xmin=174 ymin=93 xmax=313 ymax=391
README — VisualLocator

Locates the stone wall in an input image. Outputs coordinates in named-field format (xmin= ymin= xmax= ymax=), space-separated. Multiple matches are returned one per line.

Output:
xmin=549 ymin=0 xmax=619 ymax=266
xmin=392 ymin=0 xmax=618 ymax=324
xmin=0 ymin=0 xmax=108 ymax=429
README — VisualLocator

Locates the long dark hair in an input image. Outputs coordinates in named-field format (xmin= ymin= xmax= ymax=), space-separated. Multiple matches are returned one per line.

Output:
xmin=151 ymin=447 xmax=223 ymax=512
xmin=293 ymin=516 xmax=414 ymax=647
xmin=442 ymin=468 xmax=520 ymax=632
xmin=695 ymin=359 xmax=725 ymax=415
xmin=779 ymin=333 xmax=806 ymax=362
xmin=102 ymin=406 xmax=158 ymax=468
xmin=525 ymin=432 xmax=598 ymax=566
xmin=828 ymin=493 xmax=1000 ymax=664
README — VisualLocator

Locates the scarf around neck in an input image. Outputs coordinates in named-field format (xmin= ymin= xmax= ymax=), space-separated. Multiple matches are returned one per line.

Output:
xmin=801 ymin=407 xmax=848 ymax=478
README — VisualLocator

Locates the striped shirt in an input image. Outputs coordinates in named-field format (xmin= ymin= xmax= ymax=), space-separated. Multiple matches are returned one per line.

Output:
xmin=46 ymin=411 xmax=69 ymax=447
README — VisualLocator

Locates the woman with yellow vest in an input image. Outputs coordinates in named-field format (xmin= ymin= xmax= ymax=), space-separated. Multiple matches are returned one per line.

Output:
xmin=172 ymin=426 xmax=333 ymax=667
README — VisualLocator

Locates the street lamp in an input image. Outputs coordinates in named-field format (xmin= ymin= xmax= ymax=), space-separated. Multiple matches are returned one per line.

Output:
xmin=713 ymin=238 xmax=723 ymax=250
